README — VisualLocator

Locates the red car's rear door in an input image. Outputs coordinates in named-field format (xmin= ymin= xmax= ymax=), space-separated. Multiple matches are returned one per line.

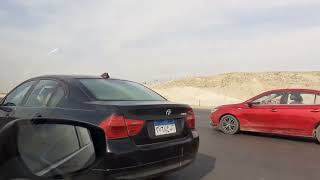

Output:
xmin=272 ymin=92 xmax=320 ymax=137
xmin=268 ymin=105 xmax=315 ymax=136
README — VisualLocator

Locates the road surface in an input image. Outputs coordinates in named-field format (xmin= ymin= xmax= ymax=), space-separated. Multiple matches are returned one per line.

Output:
xmin=159 ymin=108 xmax=320 ymax=180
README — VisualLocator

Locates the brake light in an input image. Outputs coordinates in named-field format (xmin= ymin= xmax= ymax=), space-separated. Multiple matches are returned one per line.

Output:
xmin=99 ymin=115 xmax=145 ymax=140
xmin=186 ymin=108 xmax=196 ymax=129
xmin=126 ymin=119 xmax=145 ymax=136
xmin=99 ymin=115 xmax=128 ymax=139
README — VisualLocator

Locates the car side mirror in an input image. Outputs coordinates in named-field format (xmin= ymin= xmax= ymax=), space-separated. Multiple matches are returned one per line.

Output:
xmin=247 ymin=102 xmax=260 ymax=108
xmin=0 ymin=118 xmax=106 ymax=180
xmin=0 ymin=102 xmax=16 ymax=112
xmin=0 ymin=106 xmax=13 ymax=112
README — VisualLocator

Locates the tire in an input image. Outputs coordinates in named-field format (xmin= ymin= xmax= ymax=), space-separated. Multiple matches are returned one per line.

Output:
xmin=219 ymin=115 xmax=240 ymax=135
xmin=315 ymin=125 xmax=320 ymax=143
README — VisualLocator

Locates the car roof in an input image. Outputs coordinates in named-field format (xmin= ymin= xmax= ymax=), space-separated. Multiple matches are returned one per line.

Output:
xmin=265 ymin=88 xmax=320 ymax=93
xmin=29 ymin=75 xmax=122 ymax=81
xmin=244 ymin=88 xmax=320 ymax=102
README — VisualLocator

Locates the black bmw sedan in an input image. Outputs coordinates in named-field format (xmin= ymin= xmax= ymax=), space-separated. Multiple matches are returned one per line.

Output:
xmin=0 ymin=75 xmax=199 ymax=179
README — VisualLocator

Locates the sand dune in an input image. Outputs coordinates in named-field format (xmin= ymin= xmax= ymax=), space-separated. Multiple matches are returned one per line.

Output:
xmin=155 ymin=86 xmax=241 ymax=107
xmin=1 ymin=72 xmax=320 ymax=107
xmin=151 ymin=72 xmax=320 ymax=107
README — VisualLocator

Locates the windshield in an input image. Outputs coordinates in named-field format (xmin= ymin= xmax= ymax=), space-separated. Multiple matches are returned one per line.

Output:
xmin=79 ymin=79 xmax=166 ymax=101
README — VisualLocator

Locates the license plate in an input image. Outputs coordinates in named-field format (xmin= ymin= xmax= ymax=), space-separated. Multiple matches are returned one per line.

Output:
xmin=154 ymin=120 xmax=177 ymax=136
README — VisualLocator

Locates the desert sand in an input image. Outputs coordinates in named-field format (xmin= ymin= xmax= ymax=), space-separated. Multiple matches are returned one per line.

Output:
xmin=1 ymin=72 xmax=319 ymax=107
xmin=150 ymin=72 xmax=320 ymax=107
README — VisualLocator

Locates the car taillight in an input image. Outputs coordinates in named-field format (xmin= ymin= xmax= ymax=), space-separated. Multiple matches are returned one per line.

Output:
xmin=186 ymin=108 xmax=196 ymax=129
xmin=99 ymin=115 xmax=128 ymax=139
xmin=99 ymin=115 xmax=145 ymax=140
xmin=126 ymin=119 xmax=145 ymax=136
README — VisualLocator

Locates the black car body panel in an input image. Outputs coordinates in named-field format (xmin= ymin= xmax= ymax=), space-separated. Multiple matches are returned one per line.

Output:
xmin=101 ymin=135 xmax=199 ymax=179
xmin=0 ymin=75 xmax=199 ymax=179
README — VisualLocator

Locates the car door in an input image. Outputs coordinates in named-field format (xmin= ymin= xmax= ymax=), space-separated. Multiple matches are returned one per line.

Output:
xmin=0 ymin=80 xmax=36 ymax=129
xmin=11 ymin=79 xmax=64 ymax=120
xmin=242 ymin=91 xmax=288 ymax=132
xmin=272 ymin=91 xmax=318 ymax=136
xmin=314 ymin=94 xmax=320 ymax=126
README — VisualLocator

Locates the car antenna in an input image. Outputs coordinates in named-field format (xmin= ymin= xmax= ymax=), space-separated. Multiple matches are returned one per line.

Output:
xmin=101 ymin=73 xmax=110 ymax=79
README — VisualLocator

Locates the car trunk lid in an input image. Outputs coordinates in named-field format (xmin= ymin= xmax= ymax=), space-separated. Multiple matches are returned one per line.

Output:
xmin=91 ymin=101 xmax=191 ymax=145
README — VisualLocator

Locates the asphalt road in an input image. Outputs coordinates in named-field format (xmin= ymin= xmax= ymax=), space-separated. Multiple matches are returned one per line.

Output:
xmin=157 ymin=108 xmax=320 ymax=180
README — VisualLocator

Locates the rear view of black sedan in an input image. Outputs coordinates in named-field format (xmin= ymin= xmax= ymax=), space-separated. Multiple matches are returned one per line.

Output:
xmin=0 ymin=75 xmax=199 ymax=179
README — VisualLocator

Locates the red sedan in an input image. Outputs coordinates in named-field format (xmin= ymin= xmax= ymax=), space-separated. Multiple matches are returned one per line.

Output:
xmin=210 ymin=89 xmax=320 ymax=142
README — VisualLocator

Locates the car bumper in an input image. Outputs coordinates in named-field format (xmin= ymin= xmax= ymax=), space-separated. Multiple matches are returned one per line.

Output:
xmin=108 ymin=152 xmax=196 ymax=179
xmin=210 ymin=121 xmax=218 ymax=128
xmin=210 ymin=112 xmax=219 ymax=127
xmin=92 ymin=131 xmax=199 ymax=179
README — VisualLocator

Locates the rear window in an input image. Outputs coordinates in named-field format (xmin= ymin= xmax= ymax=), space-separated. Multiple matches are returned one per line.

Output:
xmin=79 ymin=79 xmax=166 ymax=101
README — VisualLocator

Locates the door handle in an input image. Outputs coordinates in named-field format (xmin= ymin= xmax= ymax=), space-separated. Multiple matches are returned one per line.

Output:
xmin=310 ymin=109 xmax=320 ymax=113
xmin=271 ymin=109 xmax=278 ymax=112
xmin=33 ymin=113 xmax=43 ymax=118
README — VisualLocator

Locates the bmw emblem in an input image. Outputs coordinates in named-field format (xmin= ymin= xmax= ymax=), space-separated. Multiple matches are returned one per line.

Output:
xmin=166 ymin=109 xmax=172 ymax=116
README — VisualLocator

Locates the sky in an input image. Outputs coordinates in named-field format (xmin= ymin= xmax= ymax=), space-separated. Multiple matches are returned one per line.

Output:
xmin=1 ymin=0 xmax=320 ymax=92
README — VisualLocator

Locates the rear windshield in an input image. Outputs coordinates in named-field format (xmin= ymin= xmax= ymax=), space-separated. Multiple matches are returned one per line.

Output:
xmin=79 ymin=79 xmax=166 ymax=101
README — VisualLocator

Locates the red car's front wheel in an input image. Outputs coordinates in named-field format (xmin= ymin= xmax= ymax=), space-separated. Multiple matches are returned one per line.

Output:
xmin=219 ymin=115 xmax=240 ymax=135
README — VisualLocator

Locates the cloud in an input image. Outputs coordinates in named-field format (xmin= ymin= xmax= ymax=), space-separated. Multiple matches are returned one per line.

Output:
xmin=48 ymin=48 xmax=59 ymax=55
xmin=0 ymin=0 xmax=320 ymax=92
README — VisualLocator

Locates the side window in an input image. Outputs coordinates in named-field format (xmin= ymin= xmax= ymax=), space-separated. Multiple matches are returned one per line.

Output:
xmin=47 ymin=86 xmax=65 ymax=107
xmin=252 ymin=92 xmax=287 ymax=105
xmin=288 ymin=92 xmax=315 ymax=105
xmin=3 ymin=81 xmax=35 ymax=106
xmin=25 ymin=80 xmax=59 ymax=107
xmin=316 ymin=95 xmax=320 ymax=104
